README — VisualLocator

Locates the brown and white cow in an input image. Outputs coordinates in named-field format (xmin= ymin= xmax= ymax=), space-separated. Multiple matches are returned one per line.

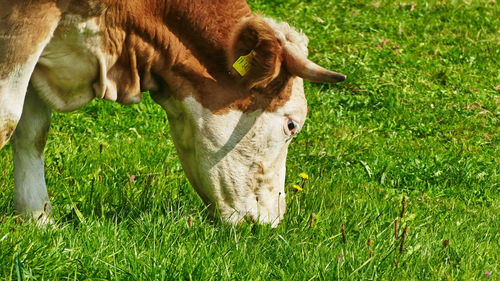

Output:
xmin=0 ymin=0 xmax=345 ymax=226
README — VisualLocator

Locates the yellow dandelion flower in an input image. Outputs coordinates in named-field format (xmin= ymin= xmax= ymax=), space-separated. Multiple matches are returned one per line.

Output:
xmin=292 ymin=184 xmax=303 ymax=191
xmin=299 ymin=172 xmax=309 ymax=179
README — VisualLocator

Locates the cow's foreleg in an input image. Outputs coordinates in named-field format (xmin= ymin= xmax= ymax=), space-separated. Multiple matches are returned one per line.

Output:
xmin=11 ymin=88 xmax=52 ymax=223
xmin=0 ymin=1 xmax=63 ymax=149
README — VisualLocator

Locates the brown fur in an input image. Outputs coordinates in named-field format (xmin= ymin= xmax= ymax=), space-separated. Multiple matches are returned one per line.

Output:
xmin=0 ymin=1 xmax=65 ymax=79
xmin=1 ymin=0 xmax=294 ymax=114
xmin=92 ymin=0 xmax=292 ymax=113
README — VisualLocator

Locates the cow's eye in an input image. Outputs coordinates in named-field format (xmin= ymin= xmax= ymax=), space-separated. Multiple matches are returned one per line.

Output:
xmin=284 ymin=118 xmax=300 ymax=136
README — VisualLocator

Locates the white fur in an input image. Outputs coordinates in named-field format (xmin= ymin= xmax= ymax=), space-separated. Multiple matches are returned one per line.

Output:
xmin=263 ymin=18 xmax=309 ymax=55
xmin=156 ymin=21 xmax=310 ymax=226
xmin=31 ymin=16 xmax=111 ymax=112
xmin=7 ymin=15 xmax=107 ymax=220
xmin=160 ymin=77 xmax=307 ymax=227
xmin=11 ymin=89 xmax=52 ymax=223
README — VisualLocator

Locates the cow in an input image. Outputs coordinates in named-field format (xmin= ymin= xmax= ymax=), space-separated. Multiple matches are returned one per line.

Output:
xmin=0 ymin=0 xmax=345 ymax=227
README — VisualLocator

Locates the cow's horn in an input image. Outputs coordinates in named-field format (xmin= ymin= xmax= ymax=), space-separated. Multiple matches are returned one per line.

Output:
xmin=283 ymin=43 xmax=346 ymax=83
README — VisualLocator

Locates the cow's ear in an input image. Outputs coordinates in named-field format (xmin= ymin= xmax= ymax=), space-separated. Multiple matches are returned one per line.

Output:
xmin=228 ymin=16 xmax=283 ymax=89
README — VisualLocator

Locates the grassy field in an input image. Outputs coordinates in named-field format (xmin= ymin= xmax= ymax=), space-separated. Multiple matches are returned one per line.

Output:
xmin=0 ymin=0 xmax=498 ymax=280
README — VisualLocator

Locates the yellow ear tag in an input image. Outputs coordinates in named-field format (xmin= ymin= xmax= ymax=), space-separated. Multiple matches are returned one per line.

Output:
xmin=232 ymin=50 xmax=255 ymax=76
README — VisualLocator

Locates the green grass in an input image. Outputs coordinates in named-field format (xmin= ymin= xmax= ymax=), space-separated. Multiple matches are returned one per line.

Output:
xmin=1 ymin=0 xmax=498 ymax=280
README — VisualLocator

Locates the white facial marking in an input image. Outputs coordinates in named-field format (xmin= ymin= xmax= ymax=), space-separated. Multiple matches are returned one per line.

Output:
xmin=161 ymin=76 xmax=307 ymax=227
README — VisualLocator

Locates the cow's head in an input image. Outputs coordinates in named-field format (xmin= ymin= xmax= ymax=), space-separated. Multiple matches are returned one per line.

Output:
xmin=152 ymin=17 xmax=345 ymax=227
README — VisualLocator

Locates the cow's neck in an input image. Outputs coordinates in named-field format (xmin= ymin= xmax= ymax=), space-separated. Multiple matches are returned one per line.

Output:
xmin=101 ymin=0 xmax=252 ymax=93
xmin=163 ymin=0 xmax=252 ymax=73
